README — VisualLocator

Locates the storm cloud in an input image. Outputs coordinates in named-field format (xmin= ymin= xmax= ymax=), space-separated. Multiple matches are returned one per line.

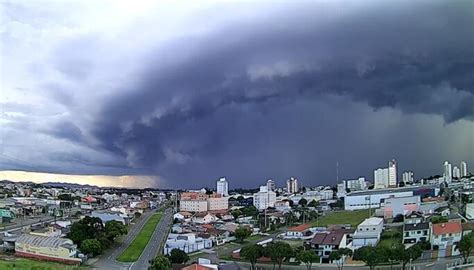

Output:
xmin=1 ymin=0 xmax=473 ymax=188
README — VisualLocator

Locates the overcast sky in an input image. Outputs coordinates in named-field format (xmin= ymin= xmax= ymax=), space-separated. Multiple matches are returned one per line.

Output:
xmin=1 ymin=0 xmax=473 ymax=189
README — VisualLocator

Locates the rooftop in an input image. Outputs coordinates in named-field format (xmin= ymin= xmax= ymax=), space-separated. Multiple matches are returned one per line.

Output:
xmin=347 ymin=185 xmax=437 ymax=197
xmin=359 ymin=217 xmax=383 ymax=226
xmin=404 ymin=222 xmax=430 ymax=231
xmin=288 ymin=224 xmax=311 ymax=232
xmin=432 ymin=221 xmax=462 ymax=235
xmin=15 ymin=234 xmax=75 ymax=249
xmin=311 ymin=231 xmax=345 ymax=245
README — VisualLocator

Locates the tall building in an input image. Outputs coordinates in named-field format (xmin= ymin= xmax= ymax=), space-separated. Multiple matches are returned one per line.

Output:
xmin=346 ymin=177 xmax=367 ymax=191
xmin=266 ymin=179 xmax=276 ymax=191
xmin=286 ymin=177 xmax=299 ymax=194
xmin=443 ymin=161 xmax=452 ymax=183
xmin=402 ymin=171 xmax=414 ymax=183
xmin=388 ymin=159 xmax=397 ymax=187
xmin=216 ymin=177 xmax=228 ymax=196
xmin=453 ymin=166 xmax=461 ymax=179
xmin=460 ymin=161 xmax=468 ymax=177
xmin=253 ymin=186 xmax=277 ymax=210
xmin=374 ymin=168 xmax=389 ymax=189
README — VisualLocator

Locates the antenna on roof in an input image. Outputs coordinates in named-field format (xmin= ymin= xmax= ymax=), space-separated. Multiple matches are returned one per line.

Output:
xmin=336 ymin=162 xmax=339 ymax=184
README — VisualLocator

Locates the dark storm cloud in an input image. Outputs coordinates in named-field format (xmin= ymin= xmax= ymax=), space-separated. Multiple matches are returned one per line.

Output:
xmin=82 ymin=1 xmax=474 ymax=186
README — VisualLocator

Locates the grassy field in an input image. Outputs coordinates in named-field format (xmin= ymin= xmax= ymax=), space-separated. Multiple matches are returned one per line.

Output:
xmin=311 ymin=209 xmax=371 ymax=227
xmin=377 ymin=228 xmax=402 ymax=248
xmin=116 ymin=212 xmax=162 ymax=262
xmin=0 ymin=258 xmax=88 ymax=270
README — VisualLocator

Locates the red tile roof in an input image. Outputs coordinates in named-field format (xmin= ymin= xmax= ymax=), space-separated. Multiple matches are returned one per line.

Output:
xmin=432 ymin=221 xmax=462 ymax=235
xmin=288 ymin=224 xmax=311 ymax=232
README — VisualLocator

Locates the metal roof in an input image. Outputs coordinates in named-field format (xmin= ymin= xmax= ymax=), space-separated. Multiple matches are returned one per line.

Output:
xmin=15 ymin=234 xmax=75 ymax=249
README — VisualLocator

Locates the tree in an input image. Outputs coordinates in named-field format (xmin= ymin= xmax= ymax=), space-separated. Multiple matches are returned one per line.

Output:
xmin=431 ymin=216 xmax=448 ymax=224
xmin=329 ymin=248 xmax=353 ymax=270
xmin=353 ymin=246 xmax=381 ymax=270
xmin=456 ymin=233 xmax=474 ymax=264
xmin=149 ymin=255 xmax=171 ymax=270
xmin=235 ymin=227 xmax=252 ymax=243
xmin=297 ymin=250 xmax=319 ymax=270
xmin=104 ymin=220 xmax=127 ymax=241
xmin=399 ymin=243 xmax=422 ymax=270
xmin=308 ymin=200 xmax=319 ymax=208
xmin=68 ymin=216 xmax=104 ymax=247
xmin=393 ymin=214 xmax=404 ymax=223
xmin=240 ymin=244 xmax=263 ymax=270
xmin=298 ymin=198 xmax=308 ymax=207
xmin=168 ymin=248 xmax=189 ymax=264
xmin=231 ymin=209 xmax=242 ymax=220
xmin=80 ymin=239 xmax=102 ymax=256
xmin=266 ymin=241 xmax=293 ymax=270
xmin=134 ymin=212 xmax=142 ymax=219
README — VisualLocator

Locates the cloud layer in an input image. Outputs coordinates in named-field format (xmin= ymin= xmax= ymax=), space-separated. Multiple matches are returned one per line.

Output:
xmin=1 ymin=0 xmax=473 ymax=188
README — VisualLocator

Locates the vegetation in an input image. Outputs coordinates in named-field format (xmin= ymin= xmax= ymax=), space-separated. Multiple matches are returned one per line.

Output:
xmin=399 ymin=243 xmax=423 ymax=270
xmin=117 ymin=213 xmax=162 ymax=262
xmin=329 ymin=248 xmax=353 ymax=270
xmin=296 ymin=250 xmax=319 ymax=270
xmin=149 ymin=255 xmax=171 ymax=270
xmin=312 ymin=209 xmax=370 ymax=227
xmin=234 ymin=227 xmax=252 ymax=243
xmin=456 ymin=232 xmax=474 ymax=264
xmin=431 ymin=216 xmax=449 ymax=224
xmin=168 ymin=248 xmax=189 ymax=264
xmin=240 ymin=244 xmax=264 ymax=270
xmin=298 ymin=198 xmax=308 ymax=207
xmin=0 ymin=258 xmax=88 ymax=269
xmin=354 ymin=243 xmax=423 ymax=270
xmin=307 ymin=200 xmax=319 ymax=208
xmin=353 ymin=246 xmax=383 ymax=270
xmin=68 ymin=217 xmax=127 ymax=255
xmin=265 ymin=241 xmax=293 ymax=270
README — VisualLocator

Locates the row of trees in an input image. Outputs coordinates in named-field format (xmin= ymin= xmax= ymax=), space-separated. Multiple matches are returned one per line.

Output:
xmin=67 ymin=216 xmax=127 ymax=256
xmin=148 ymin=249 xmax=189 ymax=270
xmin=353 ymin=243 xmax=423 ymax=270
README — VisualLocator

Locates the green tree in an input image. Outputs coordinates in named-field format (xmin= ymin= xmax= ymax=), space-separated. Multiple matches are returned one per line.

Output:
xmin=329 ymin=248 xmax=353 ymax=270
xmin=353 ymin=246 xmax=381 ymax=270
xmin=298 ymin=198 xmax=308 ymax=207
xmin=149 ymin=255 xmax=171 ymax=270
xmin=68 ymin=216 xmax=104 ymax=247
xmin=266 ymin=241 xmax=293 ymax=270
xmin=297 ymin=250 xmax=319 ymax=270
xmin=456 ymin=233 xmax=474 ymax=264
xmin=231 ymin=209 xmax=242 ymax=220
xmin=399 ymin=243 xmax=422 ymax=270
xmin=58 ymin=194 xmax=73 ymax=201
xmin=431 ymin=216 xmax=448 ymax=224
xmin=80 ymin=239 xmax=102 ymax=256
xmin=240 ymin=244 xmax=263 ymax=270
xmin=168 ymin=248 xmax=189 ymax=264
xmin=104 ymin=220 xmax=127 ymax=241
xmin=235 ymin=227 xmax=252 ymax=243
xmin=308 ymin=200 xmax=319 ymax=208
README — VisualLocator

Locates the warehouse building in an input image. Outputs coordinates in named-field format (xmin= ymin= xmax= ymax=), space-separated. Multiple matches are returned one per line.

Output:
xmin=15 ymin=234 xmax=82 ymax=264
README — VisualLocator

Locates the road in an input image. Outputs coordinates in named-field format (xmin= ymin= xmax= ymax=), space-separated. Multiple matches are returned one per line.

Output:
xmin=91 ymin=208 xmax=172 ymax=270
xmin=129 ymin=208 xmax=173 ymax=270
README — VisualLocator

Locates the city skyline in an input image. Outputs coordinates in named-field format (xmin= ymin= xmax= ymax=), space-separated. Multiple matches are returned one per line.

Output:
xmin=1 ymin=1 xmax=473 ymax=189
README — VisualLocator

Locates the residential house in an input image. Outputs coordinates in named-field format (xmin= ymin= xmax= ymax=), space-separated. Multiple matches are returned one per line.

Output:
xmin=383 ymin=195 xmax=420 ymax=219
xmin=462 ymin=222 xmax=474 ymax=237
xmin=403 ymin=222 xmax=430 ymax=245
xmin=192 ymin=213 xmax=217 ymax=224
xmin=164 ymin=233 xmax=213 ymax=255
xmin=307 ymin=230 xmax=349 ymax=263
xmin=431 ymin=221 xmax=462 ymax=257
xmin=405 ymin=211 xmax=424 ymax=225
xmin=283 ymin=224 xmax=313 ymax=240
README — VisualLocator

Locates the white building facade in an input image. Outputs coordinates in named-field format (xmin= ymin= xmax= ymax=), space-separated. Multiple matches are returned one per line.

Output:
xmin=253 ymin=186 xmax=277 ymax=210
xmin=216 ymin=177 xmax=229 ymax=196
xmin=374 ymin=168 xmax=389 ymax=189
xmin=180 ymin=200 xmax=208 ymax=212
xmin=402 ymin=171 xmax=414 ymax=184
xmin=286 ymin=177 xmax=299 ymax=194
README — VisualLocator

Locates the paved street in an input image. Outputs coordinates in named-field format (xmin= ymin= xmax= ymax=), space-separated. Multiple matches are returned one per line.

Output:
xmin=91 ymin=208 xmax=172 ymax=270
xmin=130 ymin=208 xmax=173 ymax=270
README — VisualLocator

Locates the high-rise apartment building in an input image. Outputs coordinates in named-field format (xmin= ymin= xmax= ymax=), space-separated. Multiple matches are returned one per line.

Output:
xmin=286 ymin=177 xmax=299 ymax=194
xmin=266 ymin=179 xmax=276 ymax=191
xmin=402 ymin=171 xmax=414 ymax=183
xmin=453 ymin=166 xmax=461 ymax=179
xmin=374 ymin=168 xmax=389 ymax=189
xmin=443 ymin=161 xmax=452 ymax=183
xmin=388 ymin=159 xmax=397 ymax=187
xmin=346 ymin=177 xmax=367 ymax=191
xmin=216 ymin=177 xmax=229 ymax=196
xmin=460 ymin=161 xmax=468 ymax=177
xmin=253 ymin=186 xmax=276 ymax=210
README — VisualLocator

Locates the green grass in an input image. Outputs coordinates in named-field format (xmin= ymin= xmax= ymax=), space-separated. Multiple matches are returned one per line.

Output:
xmin=311 ymin=209 xmax=371 ymax=227
xmin=0 ymin=258 xmax=88 ymax=270
xmin=377 ymin=228 xmax=402 ymax=248
xmin=116 ymin=213 xmax=162 ymax=262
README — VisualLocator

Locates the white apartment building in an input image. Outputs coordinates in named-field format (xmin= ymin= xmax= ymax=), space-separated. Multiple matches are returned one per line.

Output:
xmin=402 ymin=171 xmax=414 ymax=184
xmin=207 ymin=197 xmax=229 ymax=211
xmin=253 ymin=186 xmax=276 ymax=210
xmin=443 ymin=161 xmax=452 ymax=183
xmin=346 ymin=177 xmax=367 ymax=191
xmin=266 ymin=179 xmax=276 ymax=191
xmin=460 ymin=161 xmax=468 ymax=177
xmin=374 ymin=168 xmax=389 ymax=189
xmin=286 ymin=177 xmax=299 ymax=194
xmin=388 ymin=159 xmax=397 ymax=187
xmin=180 ymin=200 xmax=208 ymax=212
xmin=216 ymin=177 xmax=229 ymax=196
xmin=453 ymin=166 xmax=461 ymax=179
